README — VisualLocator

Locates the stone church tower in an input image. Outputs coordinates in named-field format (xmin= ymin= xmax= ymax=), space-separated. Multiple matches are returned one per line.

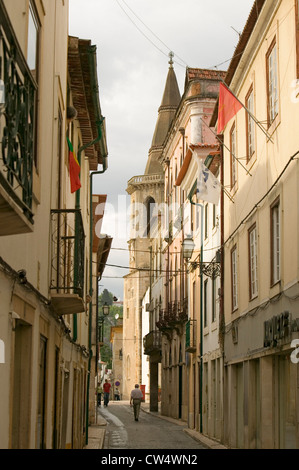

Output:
xmin=122 ymin=55 xmax=181 ymax=400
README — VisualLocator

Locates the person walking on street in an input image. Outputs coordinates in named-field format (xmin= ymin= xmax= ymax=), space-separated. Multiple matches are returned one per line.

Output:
xmin=103 ymin=379 xmax=111 ymax=407
xmin=130 ymin=384 xmax=143 ymax=421
xmin=97 ymin=384 xmax=103 ymax=406
xmin=114 ymin=388 xmax=120 ymax=401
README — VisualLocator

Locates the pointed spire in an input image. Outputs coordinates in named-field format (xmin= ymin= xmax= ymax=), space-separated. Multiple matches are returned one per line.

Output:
xmin=145 ymin=55 xmax=181 ymax=174
xmin=168 ymin=51 xmax=174 ymax=68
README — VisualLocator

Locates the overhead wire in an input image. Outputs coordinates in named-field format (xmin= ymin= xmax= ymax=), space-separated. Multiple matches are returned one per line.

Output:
xmin=118 ymin=0 xmax=189 ymax=67
xmin=115 ymin=0 xmax=186 ymax=69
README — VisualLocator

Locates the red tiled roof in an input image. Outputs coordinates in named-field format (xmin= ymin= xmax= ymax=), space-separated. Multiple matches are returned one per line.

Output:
xmin=175 ymin=143 xmax=220 ymax=186
xmin=186 ymin=68 xmax=226 ymax=82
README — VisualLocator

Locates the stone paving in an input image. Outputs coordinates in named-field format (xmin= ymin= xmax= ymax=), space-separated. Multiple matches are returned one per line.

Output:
xmin=84 ymin=400 xmax=227 ymax=450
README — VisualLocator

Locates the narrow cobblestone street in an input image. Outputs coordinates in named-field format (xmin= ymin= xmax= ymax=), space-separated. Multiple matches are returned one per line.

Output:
xmin=98 ymin=401 xmax=207 ymax=450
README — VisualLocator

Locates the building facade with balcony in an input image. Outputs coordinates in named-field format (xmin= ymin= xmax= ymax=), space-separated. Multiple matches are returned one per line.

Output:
xmin=122 ymin=54 xmax=180 ymax=405
xmin=210 ymin=0 xmax=299 ymax=449
xmin=177 ymin=142 xmax=223 ymax=441
xmin=0 ymin=0 xmax=108 ymax=449
xmin=157 ymin=67 xmax=225 ymax=425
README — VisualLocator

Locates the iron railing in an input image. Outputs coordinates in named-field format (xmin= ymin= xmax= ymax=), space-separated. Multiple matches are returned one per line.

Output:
xmin=0 ymin=3 xmax=37 ymax=222
xmin=156 ymin=299 xmax=188 ymax=332
xmin=143 ymin=330 xmax=162 ymax=355
xmin=50 ymin=209 xmax=85 ymax=298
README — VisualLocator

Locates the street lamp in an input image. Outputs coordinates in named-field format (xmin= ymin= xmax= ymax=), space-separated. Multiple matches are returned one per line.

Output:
xmin=182 ymin=235 xmax=196 ymax=261
xmin=98 ymin=303 xmax=110 ymax=345
xmin=102 ymin=302 xmax=110 ymax=316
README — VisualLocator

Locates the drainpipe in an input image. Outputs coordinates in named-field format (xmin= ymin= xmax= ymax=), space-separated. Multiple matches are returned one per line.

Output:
xmin=188 ymin=194 xmax=203 ymax=434
xmin=85 ymin=121 xmax=108 ymax=446
xmin=69 ymin=42 xmax=108 ymax=445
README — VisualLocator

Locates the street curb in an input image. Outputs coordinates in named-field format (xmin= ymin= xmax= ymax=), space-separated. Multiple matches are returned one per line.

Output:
xmin=141 ymin=404 xmax=227 ymax=450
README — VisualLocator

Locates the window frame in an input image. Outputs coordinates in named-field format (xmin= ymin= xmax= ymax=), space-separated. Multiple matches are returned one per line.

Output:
xmin=270 ymin=197 xmax=280 ymax=286
xmin=27 ymin=0 xmax=41 ymax=170
xmin=266 ymin=36 xmax=279 ymax=128
xmin=245 ymin=84 xmax=255 ymax=163
xmin=204 ymin=278 xmax=208 ymax=328
xmin=231 ymin=245 xmax=238 ymax=311
xmin=248 ymin=223 xmax=258 ymax=300
xmin=230 ymin=122 xmax=237 ymax=190
xmin=296 ymin=0 xmax=299 ymax=77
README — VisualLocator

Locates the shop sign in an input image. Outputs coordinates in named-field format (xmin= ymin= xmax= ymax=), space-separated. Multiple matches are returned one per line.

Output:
xmin=264 ymin=311 xmax=291 ymax=347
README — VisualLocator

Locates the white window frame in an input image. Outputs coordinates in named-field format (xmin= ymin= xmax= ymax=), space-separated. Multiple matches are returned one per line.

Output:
xmin=231 ymin=246 xmax=238 ymax=311
xmin=249 ymin=225 xmax=258 ymax=299
xmin=271 ymin=200 xmax=280 ymax=285
xmin=267 ymin=39 xmax=279 ymax=125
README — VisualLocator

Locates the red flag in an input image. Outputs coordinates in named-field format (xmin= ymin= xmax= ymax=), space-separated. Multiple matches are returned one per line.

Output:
xmin=67 ymin=137 xmax=81 ymax=193
xmin=217 ymin=82 xmax=243 ymax=133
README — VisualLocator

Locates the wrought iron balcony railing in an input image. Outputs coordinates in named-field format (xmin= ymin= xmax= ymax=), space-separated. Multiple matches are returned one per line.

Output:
xmin=156 ymin=299 xmax=188 ymax=335
xmin=50 ymin=209 xmax=85 ymax=315
xmin=143 ymin=330 xmax=162 ymax=355
xmin=0 ymin=3 xmax=36 ymax=234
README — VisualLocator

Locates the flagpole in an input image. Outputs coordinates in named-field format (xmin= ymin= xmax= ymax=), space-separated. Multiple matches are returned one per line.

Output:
xmin=200 ymin=118 xmax=252 ymax=177
xmin=218 ymin=79 xmax=274 ymax=143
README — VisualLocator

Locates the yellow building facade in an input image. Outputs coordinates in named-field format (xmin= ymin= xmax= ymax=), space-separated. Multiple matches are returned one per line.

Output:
xmin=0 ymin=0 xmax=108 ymax=448
xmin=211 ymin=0 xmax=299 ymax=448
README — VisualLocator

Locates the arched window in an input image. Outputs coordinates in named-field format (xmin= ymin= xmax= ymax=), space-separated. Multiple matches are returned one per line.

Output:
xmin=126 ymin=355 xmax=131 ymax=380
xmin=145 ymin=196 xmax=155 ymax=236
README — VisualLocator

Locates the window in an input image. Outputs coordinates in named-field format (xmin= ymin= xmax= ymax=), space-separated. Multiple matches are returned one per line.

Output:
xmin=212 ymin=276 xmax=217 ymax=323
xmin=204 ymin=203 xmax=208 ymax=239
xmin=296 ymin=1 xmax=299 ymax=77
xmin=27 ymin=2 xmax=40 ymax=81
xmin=231 ymin=246 xmax=238 ymax=311
xmin=266 ymin=38 xmax=279 ymax=126
xmin=248 ymin=224 xmax=258 ymax=299
xmin=204 ymin=279 xmax=208 ymax=327
xmin=212 ymin=204 xmax=216 ymax=229
xmin=271 ymin=198 xmax=280 ymax=285
xmin=246 ymin=85 xmax=255 ymax=162
xmin=27 ymin=2 xmax=40 ymax=168
xmin=230 ymin=123 xmax=237 ymax=189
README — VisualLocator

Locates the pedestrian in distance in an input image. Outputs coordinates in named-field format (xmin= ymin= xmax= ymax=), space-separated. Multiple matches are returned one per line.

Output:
xmin=103 ymin=379 xmax=111 ymax=407
xmin=114 ymin=388 xmax=120 ymax=401
xmin=130 ymin=384 xmax=143 ymax=421
xmin=97 ymin=384 xmax=103 ymax=406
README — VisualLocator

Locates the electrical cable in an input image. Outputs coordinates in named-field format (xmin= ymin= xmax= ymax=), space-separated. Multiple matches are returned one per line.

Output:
xmin=115 ymin=0 xmax=186 ymax=69
xmin=118 ymin=0 xmax=188 ymax=67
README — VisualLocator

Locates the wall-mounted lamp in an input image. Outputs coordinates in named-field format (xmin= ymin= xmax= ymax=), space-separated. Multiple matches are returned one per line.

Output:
xmin=182 ymin=236 xmax=221 ymax=278
xmin=182 ymin=235 xmax=195 ymax=261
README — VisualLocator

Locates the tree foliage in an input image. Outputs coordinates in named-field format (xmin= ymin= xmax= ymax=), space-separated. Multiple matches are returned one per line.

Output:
xmin=98 ymin=289 xmax=123 ymax=369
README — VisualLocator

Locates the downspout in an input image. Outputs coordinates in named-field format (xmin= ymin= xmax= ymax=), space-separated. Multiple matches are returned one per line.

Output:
xmin=188 ymin=193 xmax=203 ymax=434
xmin=84 ymin=120 xmax=108 ymax=446
xmin=84 ymin=44 xmax=108 ymax=446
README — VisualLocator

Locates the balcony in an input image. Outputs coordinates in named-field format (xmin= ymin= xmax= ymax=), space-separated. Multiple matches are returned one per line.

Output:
xmin=143 ymin=330 xmax=162 ymax=355
xmin=126 ymin=174 xmax=164 ymax=195
xmin=185 ymin=319 xmax=197 ymax=353
xmin=50 ymin=209 xmax=85 ymax=315
xmin=156 ymin=299 xmax=188 ymax=337
xmin=0 ymin=3 xmax=36 ymax=235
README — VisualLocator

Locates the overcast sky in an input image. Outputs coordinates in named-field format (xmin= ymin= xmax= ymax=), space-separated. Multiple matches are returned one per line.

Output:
xmin=69 ymin=0 xmax=254 ymax=300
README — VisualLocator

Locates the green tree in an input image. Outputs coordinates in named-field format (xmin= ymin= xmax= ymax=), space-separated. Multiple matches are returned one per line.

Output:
xmin=98 ymin=289 xmax=123 ymax=369
xmin=99 ymin=289 xmax=113 ymax=306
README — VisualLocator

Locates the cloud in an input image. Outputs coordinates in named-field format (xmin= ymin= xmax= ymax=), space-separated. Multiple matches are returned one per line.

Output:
xmin=69 ymin=0 xmax=255 ymax=298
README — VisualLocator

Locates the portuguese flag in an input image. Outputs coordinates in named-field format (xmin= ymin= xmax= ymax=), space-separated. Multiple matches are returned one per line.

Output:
xmin=67 ymin=137 xmax=81 ymax=193
xmin=217 ymin=82 xmax=243 ymax=134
